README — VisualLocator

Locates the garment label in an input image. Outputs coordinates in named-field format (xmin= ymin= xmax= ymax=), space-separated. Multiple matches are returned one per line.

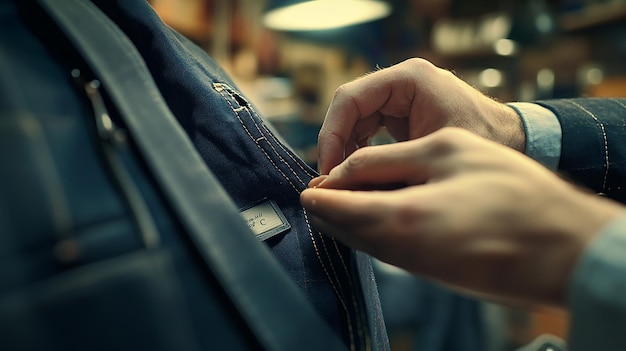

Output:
xmin=239 ymin=199 xmax=290 ymax=241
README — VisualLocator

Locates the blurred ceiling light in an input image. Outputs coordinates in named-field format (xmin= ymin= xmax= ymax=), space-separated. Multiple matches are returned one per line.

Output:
xmin=480 ymin=14 xmax=511 ymax=43
xmin=537 ymin=68 xmax=556 ymax=94
xmin=535 ymin=13 xmax=554 ymax=33
xmin=537 ymin=68 xmax=555 ymax=89
xmin=585 ymin=67 xmax=604 ymax=85
xmin=263 ymin=0 xmax=392 ymax=31
xmin=433 ymin=14 xmax=516 ymax=56
xmin=493 ymin=39 xmax=518 ymax=56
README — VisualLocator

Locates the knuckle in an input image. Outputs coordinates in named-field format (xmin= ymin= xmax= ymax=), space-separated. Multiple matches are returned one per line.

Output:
xmin=426 ymin=127 xmax=465 ymax=154
xmin=390 ymin=202 xmax=420 ymax=235
xmin=403 ymin=58 xmax=458 ymax=84
xmin=317 ymin=126 xmax=334 ymax=143
xmin=437 ymin=126 xmax=471 ymax=139
xmin=404 ymin=57 xmax=437 ymax=74
xmin=330 ymin=83 xmax=360 ymax=114
xmin=332 ymin=83 xmax=352 ymax=100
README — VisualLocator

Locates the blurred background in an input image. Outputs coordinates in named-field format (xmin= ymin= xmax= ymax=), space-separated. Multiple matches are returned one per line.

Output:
xmin=147 ymin=0 xmax=626 ymax=350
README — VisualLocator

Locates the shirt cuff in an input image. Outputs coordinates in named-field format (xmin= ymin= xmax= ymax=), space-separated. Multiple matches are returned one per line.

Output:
xmin=507 ymin=102 xmax=562 ymax=171
xmin=567 ymin=211 xmax=626 ymax=351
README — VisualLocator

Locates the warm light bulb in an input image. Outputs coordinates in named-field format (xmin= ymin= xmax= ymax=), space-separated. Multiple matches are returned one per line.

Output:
xmin=493 ymin=39 xmax=517 ymax=56
xmin=263 ymin=0 xmax=391 ymax=31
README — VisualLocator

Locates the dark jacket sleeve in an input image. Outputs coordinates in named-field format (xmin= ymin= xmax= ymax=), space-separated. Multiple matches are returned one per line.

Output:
xmin=534 ymin=98 xmax=626 ymax=203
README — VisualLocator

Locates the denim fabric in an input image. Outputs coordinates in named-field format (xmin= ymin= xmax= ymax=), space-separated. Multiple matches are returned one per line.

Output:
xmin=374 ymin=262 xmax=484 ymax=351
xmin=0 ymin=0 xmax=388 ymax=349
xmin=0 ymin=1 xmax=263 ymax=349
xmin=535 ymin=98 xmax=626 ymax=203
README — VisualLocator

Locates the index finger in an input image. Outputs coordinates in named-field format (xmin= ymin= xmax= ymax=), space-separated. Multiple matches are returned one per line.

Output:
xmin=317 ymin=65 xmax=415 ymax=174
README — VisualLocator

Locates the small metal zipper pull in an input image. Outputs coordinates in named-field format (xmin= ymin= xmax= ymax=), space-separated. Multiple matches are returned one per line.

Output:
xmin=72 ymin=68 xmax=127 ymax=144
xmin=69 ymin=68 xmax=160 ymax=250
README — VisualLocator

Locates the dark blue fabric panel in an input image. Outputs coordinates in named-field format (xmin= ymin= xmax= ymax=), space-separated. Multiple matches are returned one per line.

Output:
xmin=536 ymin=98 xmax=626 ymax=203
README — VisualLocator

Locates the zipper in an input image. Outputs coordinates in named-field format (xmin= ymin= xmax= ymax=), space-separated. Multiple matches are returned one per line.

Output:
xmin=70 ymin=68 xmax=160 ymax=253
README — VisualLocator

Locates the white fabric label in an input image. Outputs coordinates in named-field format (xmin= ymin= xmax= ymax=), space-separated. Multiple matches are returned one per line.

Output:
xmin=239 ymin=199 xmax=290 ymax=241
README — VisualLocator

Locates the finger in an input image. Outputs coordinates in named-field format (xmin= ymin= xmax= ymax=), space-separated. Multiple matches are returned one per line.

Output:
xmin=301 ymin=186 xmax=440 ymax=272
xmin=319 ymin=138 xmax=443 ymax=190
xmin=318 ymin=68 xmax=415 ymax=174
xmin=301 ymin=188 xmax=383 ymax=225
xmin=301 ymin=188 xmax=388 ymax=251
xmin=308 ymin=175 xmax=328 ymax=188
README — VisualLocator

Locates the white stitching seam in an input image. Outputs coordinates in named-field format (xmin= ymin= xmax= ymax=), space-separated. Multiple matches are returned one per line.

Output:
xmin=214 ymin=84 xmax=300 ymax=192
xmin=246 ymin=103 xmax=317 ymax=179
xmin=568 ymin=100 xmax=609 ymax=192
xmin=303 ymin=210 xmax=356 ymax=351
xmin=250 ymin=119 xmax=308 ymax=186
xmin=233 ymin=93 xmax=308 ymax=187
xmin=318 ymin=234 xmax=369 ymax=350
xmin=610 ymin=98 xmax=626 ymax=111
xmin=245 ymin=90 xmax=368 ymax=349
xmin=330 ymin=239 xmax=369 ymax=349
xmin=214 ymin=82 xmax=361 ymax=350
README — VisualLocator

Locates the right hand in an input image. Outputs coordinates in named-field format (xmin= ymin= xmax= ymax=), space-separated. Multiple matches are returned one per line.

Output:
xmin=318 ymin=58 xmax=526 ymax=174
xmin=304 ymin=128 xmax=625 ymax=307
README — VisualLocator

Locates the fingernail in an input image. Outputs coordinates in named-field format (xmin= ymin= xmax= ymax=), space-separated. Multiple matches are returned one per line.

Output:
xmin=308 ymin=175 xmax=328 ymax=188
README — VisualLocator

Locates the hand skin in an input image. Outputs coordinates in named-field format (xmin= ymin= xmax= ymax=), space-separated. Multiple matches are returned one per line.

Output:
xmin=301 ymin=128 xmax=624 ymax=308
xmin=318 ymin=58 xmax=525 ymax=175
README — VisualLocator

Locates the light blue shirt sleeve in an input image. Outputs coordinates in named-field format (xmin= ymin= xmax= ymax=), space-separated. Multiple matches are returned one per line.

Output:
xmin=567 ymin=211 xmax=626 ymax=351
xmin=507 ymin=102 xmax=562 ymax=171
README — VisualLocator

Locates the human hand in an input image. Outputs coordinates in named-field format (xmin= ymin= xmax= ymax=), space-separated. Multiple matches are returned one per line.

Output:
xmin=302 ymin=128 xmax=623 ymax=307
xmin=317 ymin=58 xmax=525 ymax=174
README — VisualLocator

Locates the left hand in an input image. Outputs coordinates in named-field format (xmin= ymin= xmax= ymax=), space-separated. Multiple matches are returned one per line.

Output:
xmin=301 ymin=128 xmax=623 ymax=307
xmin=316 ymin=58 xmax=525 ymax=174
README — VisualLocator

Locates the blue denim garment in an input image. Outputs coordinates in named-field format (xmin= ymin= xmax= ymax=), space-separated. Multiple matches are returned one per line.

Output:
xmin=0 ymin=0 xmax=388 ymax=349
xmin=375 ymin=263 xmax=484 ymax=351
xmin=0 ymin=1 xmax=212 ymax=349
xmin=88 ymin=2 xmax=389 ymax=349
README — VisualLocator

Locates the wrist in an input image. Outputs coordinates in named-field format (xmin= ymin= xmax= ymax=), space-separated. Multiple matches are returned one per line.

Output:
xmin=496 ymin=103 xmax=526 ymax=152
xmin=474 ymin=96 xmax=526 ymax=153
